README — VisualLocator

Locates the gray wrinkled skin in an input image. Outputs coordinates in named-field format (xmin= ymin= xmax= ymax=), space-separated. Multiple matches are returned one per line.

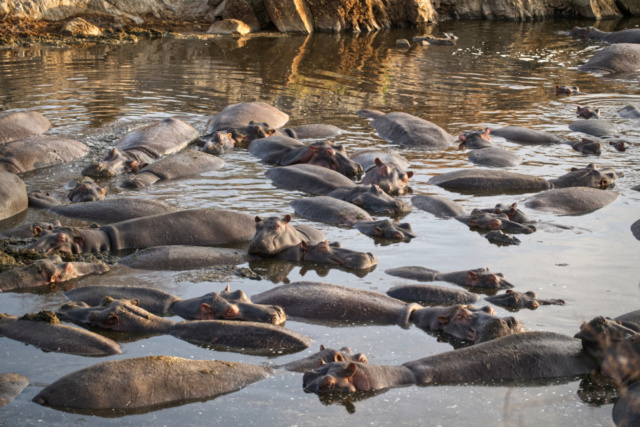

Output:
xmin=411 ymin=194 xmax=467 ymax=218
xmin=282 ymin=124 xmax=343 ymax=140
xmin=429 ymin=169 xmax=552 ymax=194
xmin=578 ymin=44 xmax=640 ymax=74
xmin=0 ymin=110 xmax=50 ymax=145
xmin=468 ymin=147 xmax=522 ymax=167
xmin=65 ymin=286 xmax=181 ymax=315
xmin=275 ymin=240 xmax=377 ymax=270
xmin=290 ymin=196 xmax=372 ymax=226
xmin=280 ymin=345 xmax=368 ymax=372
xmin=266 ymin=164 xmax=356 ymax=195
xmin=205 ymin=102 xmax=289 ymax=133
xmin=387 ymin=284 xmax=480 ymax=305
xmin=569 ymin=120 xmax=619 ymax=138
xmin=385 ymin=266 xmax=515 ymax=289
xmin=350 ymin=150 xmax=410 ymax=171
xmin=39 ymin=198 xmax=177 ymax=223
xmin=119 ymin=246 xmax=256 ymax=270
xmin=0 ymin=373 xmax=29 ymax=408
xmin=0 ymin=170 xmax=28 ymax=221
xmin=360 ymin=158 xmax=413 ymax=195
xmin=525 ymin=187 xmax=619 ymax=215
xmin=0 ymin=135 xmax=88 ymax=174
xmin=485 ymin=290 xmax=566 ymax=310
xmin=327 ymin=184 xmax=411 ymax=214
xmin=303 ymin=362 xmax=415 ymax=394
xmin=491 ymin=126 xmax=566 ymax=144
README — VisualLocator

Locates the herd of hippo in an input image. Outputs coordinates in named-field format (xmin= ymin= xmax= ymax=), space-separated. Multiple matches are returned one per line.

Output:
xmin=0 ymin=25 xmax=639 ymax=425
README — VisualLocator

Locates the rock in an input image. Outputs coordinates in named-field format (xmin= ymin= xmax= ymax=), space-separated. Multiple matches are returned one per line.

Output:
xmin=263 ymin=0 xmax=313 ymax=33
xmin=396 ymin=39 xmax=410 ymax=47
xmin=207 ymin=18 xmax=251 ymax=35
xmin=212 ymin=0 xmax=263 ymax=32
xmin=61 ymin=17 xmax=102 ymax=37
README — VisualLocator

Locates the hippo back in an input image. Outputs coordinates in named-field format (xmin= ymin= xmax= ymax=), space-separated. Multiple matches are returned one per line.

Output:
xmin=0 ymin=135 xmax=88 ymax=174
xmin=578 ymin=43 xmax=640 ymax=74
xmin=49 ymin=198 xmax=177 ymax=223
xmin=266 ymin=164 xmax=356 ymax=195
xmin=371 ymin=112 xmax=453 ymax=149
xmin=206 ymin=102 xmax=289 ymax=132
xmin=0 ymin=111 xmax=50 ymax=145
xmin=135 ymin=149 xmax=225 ymax=180
xmin=116 ymin=118 xmax=199 ymax=157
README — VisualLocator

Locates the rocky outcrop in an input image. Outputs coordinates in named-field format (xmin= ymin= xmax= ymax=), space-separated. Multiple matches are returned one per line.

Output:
xmin=0 ymin=0 xmax=637 ymax=36
xmin=207 ymin=18 xmax=251 ymax=34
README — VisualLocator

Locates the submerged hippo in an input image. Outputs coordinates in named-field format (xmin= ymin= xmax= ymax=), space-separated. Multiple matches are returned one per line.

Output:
xmin=0 ymin=373 xmax=29 ymax=408
xmin=290 ymin=196 xmax=372 ymax=226
xmin=205 ymin=102 xmax=289 ymax=133
xmin=570 ymin=138 xmax=603 ymax=155
xmin=357 ymin=109 xmax=454 ymax=149
xmin=247 ymin=215 xmax=326 ymax=256
xmin=122 ymin=149 xmax=224 ymax=189
xmin=281 ymin=124 xmax=343 ymax=140
xmin=0 ymin=135 xmax=88 ymax=174
xmin=303 ymin=362 xmax=415 ymax=394
xmin=119 ymin=246 xmax=256 ymax=270
xmin=0 ymin=110 xmax=50 ymax=144
xmin=486 ymin=290 xmax=566 ymax=310
xmin=197 ymin=131 xmax=236 ymax=155
xmin=525 ymin=187 xmax=619 ymax=215
xmin=388 ymin=284 xmax=481 ymax=305
xmin=491 ymin=126 xmax=566 ymax=144
xmin=33 ymin=356 xmax=273 ymax=412
xmin=82 ymin=118 xmax=199 ymax=177
xmin=66 ymin=177 xmax=107 ymax=202
xmin=569 ymin=119 xmax=619 ymax=138
xmin=352 ymin=219 xmax=416 ymax=240
xmin=468 ymin=147 xmax=522 ymax=167
xmin=458 ymin=128 xmax=492 ymax=149
xmin=555 ymin=85 xmax=580 ymax=94
xmin=281 ymin=345 xmax=368 ymax=372
xmin=0 ymin=256 xmax=109 ymax=292
xmin=0 ymin=170 xmax=27 ymax=221
xmin=326 ymin=184 xmax=411 ymax=214
xmin=385 ymin=266 xmax=515 ymax=289
xmin=275 ymin=240 xmax=377 ymax=271
xmin=360 ymin=158 xmax=413 ymax=195
xmin=28 ymin=208 xmax=256 ymax=254
xmin=455 ymin=209 xmax=536 ymax=234
xmin=65 ymin=284 xmax=286 ymax=325
xmin=411 ymin=194 xmax=468 ymax=218
xmin=27 ymin=194 xmax=177 ymax=223
xmin=619 ymin=105 xmax=640 ymax=119
xmin=570 ymin=26 xmax=640 ymax=44
xmin=0 ymin=311 xmax=121 ymax=356
xmin=579 ymin=44 xmax=640 ymax=74
xmin=350 ymin=149 xmax=410 ymax=171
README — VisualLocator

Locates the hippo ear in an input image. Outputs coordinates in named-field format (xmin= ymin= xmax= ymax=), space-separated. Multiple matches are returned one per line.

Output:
xmin=300 ymin=240 xmax=309 ymax=251
xmin=346 ymin=362 xmax=358 ymax=377
xmin=570 ymin=167 xmax=578 ymax=172
xmin=525 ymin=291 xmax=537 ymax=298
xmin=374 ymin=158 xmax=382 ymax=167
xmin=225 ymin=284 xmax=231 ymax=292
xmin=481 ymin=306 xmax=495 ymax=314
xmin=485 ymin=128 xmax=490 ymax=135
xmin=356 ymin=353 xmax=368 ymax=363
xmin=249 ymin=121 xmax=256 ymax=125
xmin=374 ymin=227 xmax=384 ymax=236
xmin=378 ymin=165 xmax=389 ymax=176
xmin=200 ymin=303 xmax=216 ymax=319
xmin=320 ymin=344 xmax=326 ymax=351
xmin=309 ymin=145 xmax=319 ymax=153
xmin=255 ymin=216 xmax=262 ymax=223
xmin=225 ymin=133 xmax=232 ymax=140
xmin=334 ymin=353 xmax=344 ymax=362
xmin=130 ymin=299 xmax=140 ymax=307
xmin=33 ymin=226 xmax=43 ymax=236
xmin=319 ymin=360 xmax=326 ymax=367
xmin=64 ymin=263 xmax=74 ymax=274
xmin=407 ymin=171 xmax=414 ymax=178
xmin=105 ymin=314 xmax=119 ymax=325
xmin=100 ymin=187 xmax=108 ymax=196
xmin=437 ymin=315 xmax=450 ymax=325
xmin=129 ymin=161 xmax=140 ymax=173
xmin=505 ymin=289 xmax=514 ymax=294
xmin=284 ymin=215 xmax=291 ymax=223
xmin=458 ymin=134 xmax=467 ymax=142
xmin=73 ymin=236 xmax=85 ymax=245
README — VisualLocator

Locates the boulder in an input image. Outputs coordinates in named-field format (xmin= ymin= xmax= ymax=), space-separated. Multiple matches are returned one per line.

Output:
xmin=211 ymin=0 xmax=263 ymax=32
xmin=61 ymin=17 xmax=102 ymax=37
xmin=263 ymin=0 xmax=314 ymax=33
xmin=207 ymin=18 xmax=252 ymax=35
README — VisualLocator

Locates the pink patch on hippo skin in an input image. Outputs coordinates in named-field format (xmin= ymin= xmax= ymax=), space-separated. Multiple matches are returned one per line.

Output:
xmin=465 ymin=270 xmax=479 ymax=286
xmin=200 ymin=303 xmax=216 ymax=320
xmin=489 ymin=219 xmax=503 ymax=230
xmin=223 ymin=306 xmax=239 ymax=319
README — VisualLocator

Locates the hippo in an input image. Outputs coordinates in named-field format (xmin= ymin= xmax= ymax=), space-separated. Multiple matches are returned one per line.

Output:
xmin=458 ymin=128 xmax=492 ymax=149
xmin=468 ymin=147 xmax=522 ymax=167
xmin=119 ymin=246 xmax=257 ymax=270
xmin=205 ymin=102 xmax=289 ymax=133
xmin=0 ymin=135 xmax=88 ymax=174
xmin=609 ymin=139 xmax=631 ymax=152
xmin=0 ymin=110 xmax=50 ymax=144
xmin=555 ymin=85 xmax=580 ymax=94
xmin=619 ymin=105 xmax=640 ymax=119
xmin=27 ymin=194 xmax=177 ymax=223
xmin=360 ymin=158 xmax=413 ymax=195
xmin=357 ymin=109 xmax=454 ymax=149
xmin=455 ymin=209 xmax=536 ymax=234
xmin=491 ymin=126 xmax=566 ymax=144
xmin=570 ymin=26 xmax=640 ymax=44
xmin=613 ymin=382 xmax=640 ymax=427
xmin=480 ymin=202 xmax=533 ymax=224
xmin=576 ymin=106 xmax=601 ymax=119
xmin=121 ymin=149 xmax=225 ymax=189
xmin=266 ymin=164 xmax=356 ymax=195
xmin=283 ymin=124 xmax=343 ymax=140
xmin=578 ymin=44 xmax=640 ymax=74
xmin=290 ymin=196 xmax=372 ymax=226
xmin=632 ymin=219 xmax=640 ymax=241
xmin=0 ymin=311 xmax=121 ymax=356
xmin=350 ymin=149 xmax=410 ymax=171
xmin=0 ymin=256 xmax=109 ymax=292
xmin=525 ymin=187 xmax=619 ymax=215
xmin=326 ymin=184 xmax=411 ymax=214
xmin=352 ymin=219 xmax=416 ymax=240
xmin=64 ymin=284 xmax=286 ymax=325
xmin=82 ymin=118 xmax=199 ymax=177
xmin=275 ymin=240 xmax=378 ymax=271
xmin=0 ymin=220 xmax=61 ymax=239
xmin=570 ymin=138 xmax=603 ymax=155
xmin=303 ymin=362 xmax=415 ymax=394
xmin=281 ymin=345 xmax=368 ymax=372
xmin=411 ymin=194 xmax=467 ymax=218
xmin=385 ymin=266 xmax=515 ymax=289
xmin=0 ymin=170 xmax=27 ymax=221
xmin=32 ymin=356 xmax=273 ymax=412
xmin=226 ymin=121 xmax=277 ymax=146
xmin=249 ymin=136 xmax=362 ymax=177
xmin=574 ymin=315 xmax=640 ymax=364
xmin=0 ymin=373 xmax=29 ymax=408
xmin=197 ymin=131 xmax=236 ymax=155
xmin=569 ymin=119 xmax=619 ymax=138
xmin=28 ymin=208 xmax=256 ymax=254
xmin=388 ymin=284 xmax=480 ymax=305
xmin=485 ymin=290 xmax=566 ymax=310
xmin=247 ymin=215 xmax=326 ymax=256
xmin=66 ymin=177 xmax=107 ymax=202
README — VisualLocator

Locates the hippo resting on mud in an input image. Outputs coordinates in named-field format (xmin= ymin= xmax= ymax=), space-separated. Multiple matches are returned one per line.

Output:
xmin=0 ymin=170 xmax=27 ymax=221
xmin=0 ymin=373 xmax=29 ymax=408
xmin=578 ymin=44 xmax=640 ymax=74
xmin=0 ymin=110 xmax=50 ymax=145
xmin=33 ymin=356 xmax=273 ymax=413
xmin=28 ymin=208 xmax=256 ymax=254
xmin=28 ymin=194 xmax=177 ymax=223
xmin=252 ymin=282 xmax=524 ymax=343
xmin=82 ymin=118 xmax=199 ymax=177
xmin=65 ymin=284 xmax=286 ymax=324
xmin=357 ymin=109 xmax=455 ymax=149
xmin=0 ymin=311 xmax=121 ymax=356
xmin=56 ymin=297 xmax=310 ymax=353
xmin=249 ymin=136 xmax=362 ymax=177
xmin=121 ymin=149 xmax=224 ymax=189
xmin=0 ymin=135 xmax=88 ymax=174
xmin=570 ymin=26 xmax=640 ymax=44
xmin=0 ymin=256 xmax=109 ymax=292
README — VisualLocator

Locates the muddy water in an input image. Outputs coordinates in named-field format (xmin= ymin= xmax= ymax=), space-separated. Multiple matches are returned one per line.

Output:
xmin=1 ymin=18 xmax=639 ymax=426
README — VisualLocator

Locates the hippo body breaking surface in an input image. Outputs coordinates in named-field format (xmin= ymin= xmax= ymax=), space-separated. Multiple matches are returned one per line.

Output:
xmin=248 ymin=215 xmax=327 ymax=256
xmin=206 ymin=102 xmax=289 ymax=133
xmin=119 ymin=246 xmax=256 ymax=270
xmin=290 ymin=196 xmax=372 ymax=226
xmin=632 ymin=219 xmax=640 ymax=241
xmin=0 ymin=373 xmax=29 ymax=408
xmin=385 ymin=266 xmax=515 ymax=289
xmin=387 ymin=284 xmax=481 ymax=305
xmin=428 ymin=169 xmax=552 ymax=194
xmin=579 ymin=44 xmax=640 ymax=74
xmin=0 ymin=135 xmax=88 ymax=174
xmin=283 ymin=124 xmax=343 ymax=140
xmin=0 ymin=170 xmax=27 ymax=221
xmin=571 ymin=26 xmax=640 ymax=44
xmin=326 ymin=184 xmax=410 ymax=214
xmin=65 ymin=286 xmax=181 ymax=315
xmin=525 ymin=187 xmax=619 ymax=215
xmin=468 ymin=147 xmax=522 ymax=167
xmin=569 ymin=120 xmax=619 ymax=138
xmin=411 ymin=194 xmax=467 ymax=218
xmin=0 ymin=110 xmax=50 ymax=145
xmin=491 ymin=126 xmax=566 ymax=144
xmin=281 ymin=345 xmax=368 ymax=372
xmin=266 ymin=164 xmax=356 ymax=195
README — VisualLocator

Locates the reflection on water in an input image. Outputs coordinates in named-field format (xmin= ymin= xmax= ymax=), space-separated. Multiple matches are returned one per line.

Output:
xmin=1 ymin=18 xmax=639 ymax=426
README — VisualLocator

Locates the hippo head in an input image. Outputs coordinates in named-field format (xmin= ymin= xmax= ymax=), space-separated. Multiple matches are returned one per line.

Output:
xmin=28 ymin=227 xmax=87 ymax=254
xmin=284 ymin=345 xmax=368 ymax=372
xmin=301 ymin=240 xmax=377 ymax=270
xmin=199 ymin=131 xmax=234 ymax=155
xmin=79 ymin=297 xmax=165 ymax=332
xmin=609 ymin=140 xmax=629 ymax=152
xmin=555 ymin=85 xmax=579 ymax=94
xmin=305 ymin=142 xmax=363 ymax=178
xmin=458 ymin=128 xmax=492 ymax=149
xmin=303 ymin=362 xmax=373 ymax=393
xmin=577 ymin=106 xmax=601 ymax=119
xmin=569 ymin=26 xmax=589 ymax=38
xmin=248 ymin=215 xmax=302 ymax=256
xmin=552 ymin=164 xmax=616 ymax=189
xmin=197 ymin=285 xmax=286 ymax=325
xmin=485 ymin=290 xmax=566 ymax=310
xmin=575 ymin=316 xmax=640 ymax=363
xmin=67 ymin=177 xmax=107 ymax=202
xmin=464 ymin=268 xmax=514 ymax=289
xmin=228 ymin=121 xmax=275 ymax=144
xmin=82 ymin=148 xmax=140 ymax=177
xmin=466 ymin=210 xmax=535 ymax=234
xmin=344 ymin=185 xmax=411 ymax=215
xmin=361 ymin=158 xmax=413 ymax=195
xmin=600 ymin=336 xmax=640 ymax=386
xmin=355 ymin=219 xmax=416 ymax=240
xmin=492 ymin=203 xmax=532 ymax=224
xmin=571 ymin=139 xmax=602 ymax=155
